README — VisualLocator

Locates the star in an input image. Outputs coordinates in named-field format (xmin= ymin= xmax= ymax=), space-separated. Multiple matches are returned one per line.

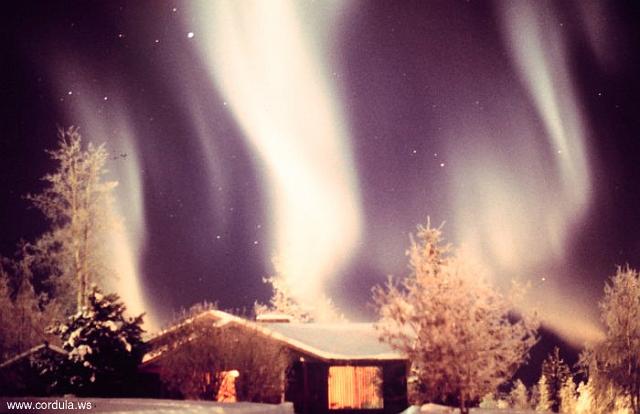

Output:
xmin=187 ymin=32 xmax=195 ymax=39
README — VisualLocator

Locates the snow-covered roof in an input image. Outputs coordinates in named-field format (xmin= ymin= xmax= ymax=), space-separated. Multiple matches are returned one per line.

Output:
xmin=144 ymin=310 xmax=405 ymax=363
xmin=261 ymin=322 xmax=403 ymax=361
xmin=0 ymin=343 xmax=66 ymax=369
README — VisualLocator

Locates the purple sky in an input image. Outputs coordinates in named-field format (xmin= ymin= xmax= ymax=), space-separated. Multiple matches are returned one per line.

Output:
xmin=1 ymin=1 xmax=640 ymax=353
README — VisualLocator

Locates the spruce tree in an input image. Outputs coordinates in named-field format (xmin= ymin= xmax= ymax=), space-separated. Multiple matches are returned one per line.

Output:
xmin=542 ymin=347 xmax=571 ymax=412
xmin=559 ymin=376 xmax=577 ymax=413
xmin=510 ymin=379 xmax=530 ymax=410
xmin=50 ymin=286 xmax=146 ymax=396
xmin=537 ymin=375 xmax=553 ymax=412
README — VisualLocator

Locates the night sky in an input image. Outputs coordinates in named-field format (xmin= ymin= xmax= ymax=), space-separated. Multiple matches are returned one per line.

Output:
xmin=2 ymin=0 xmax=640 ymax=353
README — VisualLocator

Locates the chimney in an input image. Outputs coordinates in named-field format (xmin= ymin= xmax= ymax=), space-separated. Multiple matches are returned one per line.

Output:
xmin=255 ymin=312 xmax=292 ymax=323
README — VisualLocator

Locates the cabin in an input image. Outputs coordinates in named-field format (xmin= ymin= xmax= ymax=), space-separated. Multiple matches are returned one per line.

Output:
xmin=0 ymin=343 xmax=66 ymax=396
xmin=141 ymin=310 xmax=408 ymax=414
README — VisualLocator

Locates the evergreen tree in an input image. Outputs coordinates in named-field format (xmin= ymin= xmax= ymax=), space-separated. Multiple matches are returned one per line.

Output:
xmin=50 ymin=286 xmax=146 ymax=396
xmin=510 ymin=379 xmax=530 ymax=410
xmin=537 ymin=375 xmax=553 ymax=412
xmin=373 ymin=222 xmax=539 ymax=414
xmin=574 ymin=381 xmax=592 ymax=414
xmin=530 ymin=383 xmax=541 ymax=410
xmin=479 ymin=393 xmax=499 ymax=409
xmin=559 ymin=376 xmax=577 ymax=413
xmin=542 ymin=347 xmax=571 ymax=412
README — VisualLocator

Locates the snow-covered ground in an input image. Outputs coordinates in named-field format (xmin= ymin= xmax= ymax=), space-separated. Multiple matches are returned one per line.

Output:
xmin=0 ymin=399 xmax=547 ymax=414
xmin=0 ymin=398 xmax=294 ymax=414
xmin=402 ymin=404 xmax=540 ymax=414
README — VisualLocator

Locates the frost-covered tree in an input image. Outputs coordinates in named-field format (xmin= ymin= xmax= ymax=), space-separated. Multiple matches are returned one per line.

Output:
xmin=254 ymin=257 xmax=345 ymax=322
xmin=26 ymin=127 xmax=118 ymax=312
xmin=479 ymin=393 xmax=499 ymax=409
xmin=531 ymin=383 xmax=541 ymax=410
xmin=373 ymin=222 xmax=539 ymax=414
xmin=254 ymin=258 xmax=311 ymax=322
xmin=579 ymin=266 xmax=640 ymax=414
xmin=0 ymin=263 xmax=58 ymax=361
xmin=574 ymin=381 xmax=592 ymax=414
xmin=574 ymin=371 xmax=622 ymax=414
xmin=510 ymin=379 xmax=531 ymax=410
xmin=537 ymin=375 xmax=553 ymax=412
xmin=543 ymin=347 xmax=571 ymax=412
xmin=559 ymin=376 xmax=577 ymax=413
xmin=13 ymin=279 xmax=51 ymax=354
xmin=0 ymin=270 xmax=14 ymax=360
xmin=49 ymin=286 xmax=146 ymax=396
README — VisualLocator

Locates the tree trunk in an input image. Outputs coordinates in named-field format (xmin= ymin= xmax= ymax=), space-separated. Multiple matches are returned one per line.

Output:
xmin=460 ymin=397 xmax=469 ymax=414
xmin=75 ymin=247 xmax=84 ymax=311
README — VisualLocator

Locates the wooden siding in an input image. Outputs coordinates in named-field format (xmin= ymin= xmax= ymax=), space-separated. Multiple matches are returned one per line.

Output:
xmin=286 ymin=358 xmax=407 ymax=414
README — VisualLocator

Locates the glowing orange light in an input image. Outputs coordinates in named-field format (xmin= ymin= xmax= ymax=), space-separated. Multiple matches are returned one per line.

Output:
xmin=328 ymin=366 xmax=383 ymax=410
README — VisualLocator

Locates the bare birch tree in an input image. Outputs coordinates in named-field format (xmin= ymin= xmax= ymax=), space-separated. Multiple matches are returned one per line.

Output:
xmin=373 ymin=222 xmax=538 ymax=414
xmin=26 ymin=127 xmax=118 ymax=312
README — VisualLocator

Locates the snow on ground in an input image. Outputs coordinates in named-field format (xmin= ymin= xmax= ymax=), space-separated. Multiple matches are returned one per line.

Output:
xmin=402 ymin=404 xmax=540 ymax=414
xmin=0 ymin=399 xmax=546 ymax=414
xmin=0 ymin=398 xmax=294 ymax=414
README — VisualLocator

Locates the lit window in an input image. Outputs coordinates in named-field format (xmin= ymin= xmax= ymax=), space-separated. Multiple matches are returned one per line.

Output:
xmin=328 ymin=366 xmax=383 ymax=409
xmin=216 ymin=370 xmax=239 ymax=402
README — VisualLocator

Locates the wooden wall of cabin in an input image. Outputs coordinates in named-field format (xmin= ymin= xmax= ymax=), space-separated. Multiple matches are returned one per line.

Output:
xmin=382 ymin=361 xmax=408 ymax=414
xmin=285 ymin=359 xmax=408 ymax=414
xmin=286 ymin=360 xmax=328 ymax=414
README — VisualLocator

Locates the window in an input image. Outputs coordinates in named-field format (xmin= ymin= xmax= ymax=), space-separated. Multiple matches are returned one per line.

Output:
xmin=328 ymin=366 xmax=383 ymax=409
xmin=216 ymin=370 xmax=239 ymax=402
